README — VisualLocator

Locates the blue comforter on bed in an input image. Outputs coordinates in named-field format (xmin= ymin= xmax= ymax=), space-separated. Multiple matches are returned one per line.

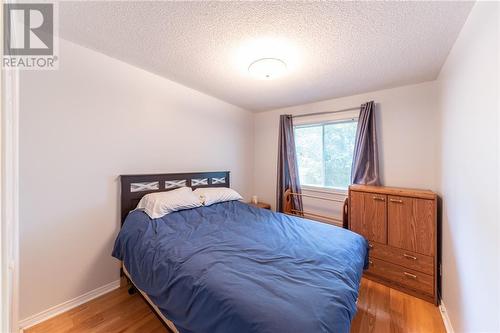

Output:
xmin=112 ymin=201 xmax=368 ymax=333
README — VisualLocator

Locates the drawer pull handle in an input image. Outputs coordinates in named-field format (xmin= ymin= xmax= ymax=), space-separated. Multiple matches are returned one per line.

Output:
xmin=404 ymin=272 xmax=417 ymax=279
xmin=368 ymin=243 xmax=374 ymax=249
xmin=403 ymin=254 xmax=417 ymax=260
xmin=373 ymin=196 xmax=385 ymax=201
xmin=390 ymin=199 xmax=403 ymax=203
xmin=369 ymin=260 xmax=373 ymax=265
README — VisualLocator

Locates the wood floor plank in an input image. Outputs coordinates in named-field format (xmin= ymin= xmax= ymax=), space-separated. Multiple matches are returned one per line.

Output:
xmin=26 ymin=278 xmax=445 ymax=333
xmin=352 ymin=279 xmax=446 ymax=333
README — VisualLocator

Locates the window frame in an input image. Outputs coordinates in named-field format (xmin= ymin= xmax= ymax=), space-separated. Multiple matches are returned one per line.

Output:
xmin=293 ymin=111 xmax=359 ymax=192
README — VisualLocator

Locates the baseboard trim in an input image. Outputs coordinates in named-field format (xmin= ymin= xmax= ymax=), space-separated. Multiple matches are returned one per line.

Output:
xmin=18 ymin=279 xmax=120 ymax=331
xmin=439 ymin=301 xmax=455 ymax=333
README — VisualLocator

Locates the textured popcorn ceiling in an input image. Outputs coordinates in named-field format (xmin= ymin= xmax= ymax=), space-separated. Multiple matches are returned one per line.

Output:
xmin=59 ymin=1 xmax=474 ymax=111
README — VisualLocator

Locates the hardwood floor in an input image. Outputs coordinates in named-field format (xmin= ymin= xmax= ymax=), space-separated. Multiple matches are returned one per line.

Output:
xmin=26 ymin=278 xmax=446 ymax=333
xmin=352 ymin=279 xmax=445 ymax=333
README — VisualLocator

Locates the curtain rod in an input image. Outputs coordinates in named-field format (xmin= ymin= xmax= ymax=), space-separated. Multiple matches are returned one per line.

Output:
xmin=292 ymin=106 xmax=360 ymax=118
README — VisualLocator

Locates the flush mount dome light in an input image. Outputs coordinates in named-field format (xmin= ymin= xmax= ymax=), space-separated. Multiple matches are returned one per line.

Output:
xmin=248 ymin=58 xmax=287 ymax=79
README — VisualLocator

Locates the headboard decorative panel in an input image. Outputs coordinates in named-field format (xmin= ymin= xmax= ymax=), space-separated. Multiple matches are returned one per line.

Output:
xmin=120 ymin=171 xmax=230 ymax=224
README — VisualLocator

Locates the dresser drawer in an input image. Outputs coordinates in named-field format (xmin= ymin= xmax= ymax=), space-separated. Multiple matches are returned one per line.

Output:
xmin=367 ymin=258 xmax=434 ymax=295
xmin=368 ymin=241 xmax=434 ymax=275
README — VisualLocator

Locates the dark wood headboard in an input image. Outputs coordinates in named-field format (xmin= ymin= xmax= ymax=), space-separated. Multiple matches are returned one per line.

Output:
xmin=120 ymin=171 xmax=230 ymax=224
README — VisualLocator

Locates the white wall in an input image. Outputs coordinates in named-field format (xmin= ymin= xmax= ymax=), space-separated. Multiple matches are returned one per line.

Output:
xmin=437 ymin=2 xmax=499 ymax=332
xmin=18 ymin=39 xmax=254 ymax=320
xmin=253 ymin=81 xmax=440 ymax=219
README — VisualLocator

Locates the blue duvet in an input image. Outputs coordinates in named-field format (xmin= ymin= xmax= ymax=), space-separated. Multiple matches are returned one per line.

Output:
xmin=112 ymin=201 xmax=368 ymax=333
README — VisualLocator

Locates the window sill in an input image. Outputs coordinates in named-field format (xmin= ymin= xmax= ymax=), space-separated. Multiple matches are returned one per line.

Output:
xmin=301 ymin=185 xmax=348 ymax=196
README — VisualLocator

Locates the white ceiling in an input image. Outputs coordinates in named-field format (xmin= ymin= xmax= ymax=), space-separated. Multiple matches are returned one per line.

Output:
xmin=59 ymin=1 xmax=474 ymax=112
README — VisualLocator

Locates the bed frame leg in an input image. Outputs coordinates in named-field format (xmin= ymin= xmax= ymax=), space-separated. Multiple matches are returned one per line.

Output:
xmin=128 ymin=286 xmax=137 ymax=295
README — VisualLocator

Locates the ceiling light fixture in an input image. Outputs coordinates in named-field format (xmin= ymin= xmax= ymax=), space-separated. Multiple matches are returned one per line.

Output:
xmin=248 ymin=58 xmax=287 ymax=80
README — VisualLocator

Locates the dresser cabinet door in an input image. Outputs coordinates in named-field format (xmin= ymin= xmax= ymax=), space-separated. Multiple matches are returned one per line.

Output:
xmin=350 ymin=191 xmax=387 ymax=243
xmin=387 ymin=196 xmax=435 ymax=256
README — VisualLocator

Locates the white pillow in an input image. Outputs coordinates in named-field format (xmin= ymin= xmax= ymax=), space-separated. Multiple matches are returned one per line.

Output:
xmin=136 ymin=187 xmax=202 ymax=219
xmin=194 ymin=187 xmax=243 ymax=206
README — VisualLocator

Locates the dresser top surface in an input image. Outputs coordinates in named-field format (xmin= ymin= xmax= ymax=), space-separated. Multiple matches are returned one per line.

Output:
xmin=349 ymin=185 xmax=437 ymax=200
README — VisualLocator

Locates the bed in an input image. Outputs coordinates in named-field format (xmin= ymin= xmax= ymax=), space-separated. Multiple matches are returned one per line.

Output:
xmin=112 ymin=171 xmax=369 ymax=333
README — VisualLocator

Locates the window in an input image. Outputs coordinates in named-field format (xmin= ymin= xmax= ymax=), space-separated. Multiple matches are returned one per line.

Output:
xmin=294 ymin=118 xmax=358 ymax=190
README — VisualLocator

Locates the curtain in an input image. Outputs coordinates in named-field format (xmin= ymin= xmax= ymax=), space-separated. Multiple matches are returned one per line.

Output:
xmin=351 ymin=101 xmax=380 ymax=185
xmin=276 ymin=114 xmax=303 ymax=213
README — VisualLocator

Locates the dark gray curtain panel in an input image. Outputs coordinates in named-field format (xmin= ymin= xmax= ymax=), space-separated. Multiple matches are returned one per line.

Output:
xmin=351 ymin=101 xmax=380 ymax=185
xmin=276 ymin=114 xmax=303 ymax=213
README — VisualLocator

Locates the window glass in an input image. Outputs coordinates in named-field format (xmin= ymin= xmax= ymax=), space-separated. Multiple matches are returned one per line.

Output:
xmin=294 ymin=119 xmax=357 ymax=190
xmin=294 ymin=125 xmax=323 ymax=187
xmin=323 ymin=121 xmax=358 ymax=189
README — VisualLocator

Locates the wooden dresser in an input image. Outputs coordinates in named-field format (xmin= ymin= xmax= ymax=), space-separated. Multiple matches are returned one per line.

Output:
xmin=348 ymin=185 xmax=439 ymax=305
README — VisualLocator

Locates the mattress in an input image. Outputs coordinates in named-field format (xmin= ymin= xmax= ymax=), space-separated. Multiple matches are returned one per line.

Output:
xmin=112 ymin=201 xmax=368 ymax=333
xmin=123 ymin=265 xmax=179 ymax=333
